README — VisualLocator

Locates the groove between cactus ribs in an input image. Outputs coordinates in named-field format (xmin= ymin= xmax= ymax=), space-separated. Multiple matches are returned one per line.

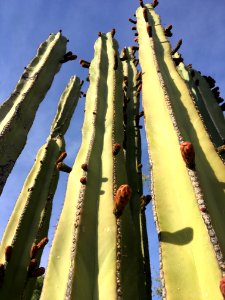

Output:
xmin=137 ymin=4 xmax=224 ymax=300
xmin=122 ymin=47 xmax=150 ymax=300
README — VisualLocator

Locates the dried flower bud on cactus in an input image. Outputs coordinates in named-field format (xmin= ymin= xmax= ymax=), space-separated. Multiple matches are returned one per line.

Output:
xmin=111 ymin=28 xmax=116 ymax=37
xmin=28 ymin=259 xmax=38 ymax=274
xmin=56 ymin=151 xmax=67 ymax=164
xmin=29 ymin=267 xmax=45 ymax=278
xmin=129 ymin=18 xmax=137 ymax=24
xmin=5 ymin=246 xmax=13 ymax=262
xmin=180 ymin=141 xmax=195 ymax=169
xmin=81 ymin=163 xmax=88 ymax=171
xmin=140 ymin=195 xmax=152 ymax=211
xmin=220 ymin=277 xmax=225 ymax=299
xmin=164 ymin=24 xmax=173 ymax=37
xmin=152 ymin=0 xmax=159 ymax=7
xmin=56 ymin=162 xmax=72 ymax=173
xmin=60 ymin=52 xmax=77 ymax=63
xmin=80 ymin=177 xmax=87 ymax=184
xmin=30 ymin=244 xmax=38 ymax=259
xmin=37 ymin=237 xmax=49 ymax=250
xmin=80 ymin=60 xmax=90 ymax=68
xmin=113 ymin=143 xmax=121 ymax=156
xmin=113 ymin=184 xmax=132 ymax=218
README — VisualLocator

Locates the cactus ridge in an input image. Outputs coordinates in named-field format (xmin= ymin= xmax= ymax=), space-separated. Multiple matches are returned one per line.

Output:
xmin=0 ymin=32 xmax=68 ymax=196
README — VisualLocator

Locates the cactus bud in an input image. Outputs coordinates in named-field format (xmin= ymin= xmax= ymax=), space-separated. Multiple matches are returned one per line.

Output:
xmin=113 ymin=144 xmax=121 ymax=156
xmin=56 ymin=151 xmax=67 ymax=164
xmin=37 ymin=237 xmax=49 ymax=250
xmin=111 ymin=28 xmax=116 ymax=37
xmin=164 ymin=25 xmax=173 ymax=37
xmin=171 ymin=39 xmax=182 ymax=55
xmin=81 ymin=163 xmax=88 ymax=171
xmin=152 ymin=0 xmax=159 ymax=8
xmin=220 ymin=277 xmax=225 ymax=299
xmin=80 ymin=177 xmax=87 ymax=184
xmin=30 ymin=244 xmax=38 ymax=259
xmin=180 ymin=141 xmax=195 ymax=169
xmin=56 ymin=162 xmax=72 ymax=173
xmin=28 ymin=259 xmax=38 ymax=274
xmin=80 ymin=60 xmax=90 ymax=68
xmin=29 ymin=267 xmax=45 ymax=278
xmin=113 ymin=184 xmax=132 ymax=218
xmin=5 ymin=246 xmax=13 ymax=262
xmin=128 ymin=18 xmax=137 ymax=24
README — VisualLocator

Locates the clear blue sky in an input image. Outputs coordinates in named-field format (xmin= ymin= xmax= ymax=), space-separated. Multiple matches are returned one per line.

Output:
xmin=0 ymin=1 xmax=224 ymax=299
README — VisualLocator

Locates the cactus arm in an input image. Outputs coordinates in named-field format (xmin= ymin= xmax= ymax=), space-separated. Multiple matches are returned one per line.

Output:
xmin=177 ymin=63 xmax=225 ymax=148
xmin=141 ymin=5 xmax=225 ymax=257
xmin=0 ymin=76 xmax=80 ymax=299
xmin=136 ymin=5 xmax=223 ymax=299
xmin=0 ymin=32 xmax=67 ymax=196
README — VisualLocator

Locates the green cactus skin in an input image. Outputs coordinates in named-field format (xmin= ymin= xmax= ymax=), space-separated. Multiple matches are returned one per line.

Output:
xmin=41 ymin=33 xmax=146 ymax=300
xmin=136 ymin=4 xmax=224 ymax=299
xmin=121 ymin=47 xmax=151 ymax=299
xmin=0 ymin=76 xmax=81 ymax=299
xmin=177 ymin=63 xmax=225 ymax=152
xmin=0 ymin=32 xmax=67 ymax=196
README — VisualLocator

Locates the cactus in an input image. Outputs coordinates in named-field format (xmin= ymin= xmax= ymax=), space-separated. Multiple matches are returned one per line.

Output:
xmin=0 ymin=76 xmax=81 ymax=299
xmin=177 ymin=62 xmax=225 ymax=154
xmin=41 ymin=32 xmax=148 ymax=300
xmin=0 ymin=32 xmax=68 ymax=196
xmin=136 ymin=3 xmax=225 ymax=299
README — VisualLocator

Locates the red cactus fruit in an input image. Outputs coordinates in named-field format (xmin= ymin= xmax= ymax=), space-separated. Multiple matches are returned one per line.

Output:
xmin=29 ymin=267 xmax=45 ymax=278
xmin=180 ymin=141 xmax=195 ymax=169
xmin=56 ymin=151 xmax=67 ymax=164
xmin=37 ymin=237 xmax=49 ymax=250
xmin=5 ymin=246 xmax=13 ymax=262
xmin=80 ymin=177 xmax=87 ymax=184
xmin=113 ymin=184 xmax=132 ymax=218
xmin=30 ymin=244 xmax=38 ymax=259
xmin=200 ymin=207 xmax=207 ymax=213
xmin=113 ymin=143 xmax=121 ymax=156
xmin=80 ymin=59 xmax=90 ymax=68
xmin=220 ymin=277 xmax=225 ymax=299
xmin=81 ymin=163 xmax=88 ymax=171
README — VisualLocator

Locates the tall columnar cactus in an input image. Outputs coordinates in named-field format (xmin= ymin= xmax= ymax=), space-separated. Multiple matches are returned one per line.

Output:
xmin=0 ymin=32 xmax=68 ymax=196
xmin=41 ymin=32 xmax=148 ymax=300
xmin=177 ymin=62 xmax=225 ymax=154
xmin=121 ymin=46 xmax=151 ymax=299
xmin=0 ymin=76 xmax=81 ymax=299
xmin=136 ymin=3 xmax=225 ymax=299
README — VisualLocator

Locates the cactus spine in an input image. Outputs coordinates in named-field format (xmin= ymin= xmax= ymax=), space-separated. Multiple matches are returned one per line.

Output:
xmin=0 ymin=76 xmax=81 ymax=299
xmin=0 ymin=32 xmax=67 ymax=196
xmin=136 ymin=3 xmax=225 ymax=299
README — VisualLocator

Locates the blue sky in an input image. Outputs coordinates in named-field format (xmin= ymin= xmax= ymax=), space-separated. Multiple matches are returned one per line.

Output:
xmin=0 ymin=0 xmax=224 ymax=299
